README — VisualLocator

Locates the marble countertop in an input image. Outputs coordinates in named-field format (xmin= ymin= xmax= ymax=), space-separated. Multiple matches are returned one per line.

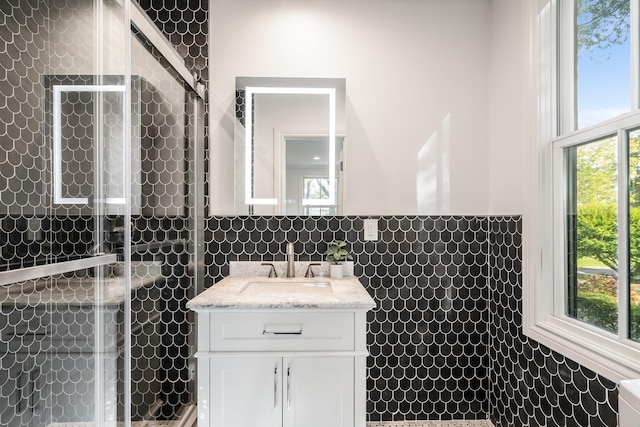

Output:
xmin=0 ymin=261 xmax=164 ymax=306
xmin=187 ymin=276 xmax=376 ymax=310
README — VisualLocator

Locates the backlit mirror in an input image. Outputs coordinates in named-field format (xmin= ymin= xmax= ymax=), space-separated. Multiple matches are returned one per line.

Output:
xmin=235 ymin=77 xmax=346 ymax=215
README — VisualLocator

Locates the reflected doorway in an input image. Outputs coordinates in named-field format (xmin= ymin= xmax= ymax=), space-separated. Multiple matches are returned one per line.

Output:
xmin=282 ymin=135 xmax=344 ymax=215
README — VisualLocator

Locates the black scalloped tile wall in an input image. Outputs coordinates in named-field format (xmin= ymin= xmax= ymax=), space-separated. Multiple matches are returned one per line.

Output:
xmin=0 ymin=1 xmax=203 ymax=422
xmin=0 ymin=1 xmax=48 ymax=215
xmin=133 ymin=2 xmax=208 ymax=416
xmin=138 ymin=0 xmax=208 ymax=83
xmin=488 ymin=217 xmax=618 ymax=427
xmin=138 ymin=0 xmax=209 ymax=209
xmin=206 ymin=215 xmax=491 ymax=421
xmin=207 ymin=215 xmax=621 ymax=425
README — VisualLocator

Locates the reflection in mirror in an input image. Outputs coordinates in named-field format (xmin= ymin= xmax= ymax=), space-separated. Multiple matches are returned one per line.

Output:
xmin=284 ymin=135 xmax=344 ymax=215
xmin=235 ymin=77 xmax=346 ymax=215
xmin=51 ymin=82 xmax=127 ymax=207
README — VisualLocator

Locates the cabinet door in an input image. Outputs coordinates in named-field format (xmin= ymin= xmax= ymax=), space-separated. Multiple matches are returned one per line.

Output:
xmin=283 ymin=357 xmax=354 ymax=427
xmin=211 ymin=356 xmax=282 ymax=427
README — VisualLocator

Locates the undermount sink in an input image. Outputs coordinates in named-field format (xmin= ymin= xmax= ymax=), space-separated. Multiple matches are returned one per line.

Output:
xmin=241 ymin=280 xmax=333 ymax=294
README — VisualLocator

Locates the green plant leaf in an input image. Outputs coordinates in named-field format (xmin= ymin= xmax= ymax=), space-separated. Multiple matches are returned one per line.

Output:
xmin=325 ymin=240 xmax=352 ymax=264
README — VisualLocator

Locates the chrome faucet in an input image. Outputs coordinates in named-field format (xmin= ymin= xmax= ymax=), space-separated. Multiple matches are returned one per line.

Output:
xmin=305 ymin=263 xmax=321 ymax=278
xmin=286 ymin=242 xmax=295 ymax=278
xmin=261 ymin=263 xmax=278 ymax=278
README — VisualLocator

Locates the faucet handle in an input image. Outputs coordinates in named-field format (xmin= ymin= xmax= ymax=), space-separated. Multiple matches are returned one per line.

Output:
xmin=262 ymin=263 xmax=278 ymax=278
xmin=304 ymin=263 xmax=322 ymax=278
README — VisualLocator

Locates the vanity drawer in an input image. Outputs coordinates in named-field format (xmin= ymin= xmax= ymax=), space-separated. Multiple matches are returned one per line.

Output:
xmin=207 ymin=311 xmax=355 ymax=351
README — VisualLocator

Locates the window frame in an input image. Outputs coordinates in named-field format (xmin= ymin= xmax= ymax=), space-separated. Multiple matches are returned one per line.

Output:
xmin=523 ymin=0 xmax=640 ymax=383
xmin=298 ymin=174 xmax=339 ymax=216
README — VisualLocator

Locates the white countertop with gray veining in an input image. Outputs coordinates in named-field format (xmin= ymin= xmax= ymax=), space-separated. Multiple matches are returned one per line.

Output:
xmin=187 ymin=276 xmax=376 ymax=310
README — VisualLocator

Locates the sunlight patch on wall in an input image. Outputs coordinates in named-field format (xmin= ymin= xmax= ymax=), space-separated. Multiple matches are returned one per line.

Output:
xmin=417 ymin=113 xmax=451 ymax=214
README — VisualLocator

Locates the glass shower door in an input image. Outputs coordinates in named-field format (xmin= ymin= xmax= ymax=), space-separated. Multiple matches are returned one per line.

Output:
xmin=0 ymin=0 xmax=130 ymax=426
xmin=0 ymin=1 xmax=203 ymax=425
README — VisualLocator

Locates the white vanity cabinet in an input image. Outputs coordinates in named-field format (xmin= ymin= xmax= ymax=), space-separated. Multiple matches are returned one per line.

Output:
xmin=208 ymin=355 xmax=354 ymax=427
xmin=188 ymin=276 xmax=375 ymax=427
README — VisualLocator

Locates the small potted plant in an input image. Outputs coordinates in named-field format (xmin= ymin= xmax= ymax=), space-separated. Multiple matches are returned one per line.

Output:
xmin=325 ymin=240 xmax=352 ymax=279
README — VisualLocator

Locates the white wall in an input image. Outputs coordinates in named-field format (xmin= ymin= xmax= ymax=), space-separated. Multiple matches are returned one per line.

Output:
xmin=488 ymin=0 xmax=525 ymax=215
xmin=210 ymin=0 xmax=524 ymax=215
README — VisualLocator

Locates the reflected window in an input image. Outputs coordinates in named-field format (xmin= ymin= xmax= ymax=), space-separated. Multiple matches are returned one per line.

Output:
xmin=301 ymin=176 xmax=337 ymax=215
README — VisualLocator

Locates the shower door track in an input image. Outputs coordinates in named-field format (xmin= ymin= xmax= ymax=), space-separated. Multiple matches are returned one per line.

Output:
xmin=0 ymin=254 xmax=118 ymax=286
xmin=130 ymin=1 xmax=205 ymax=100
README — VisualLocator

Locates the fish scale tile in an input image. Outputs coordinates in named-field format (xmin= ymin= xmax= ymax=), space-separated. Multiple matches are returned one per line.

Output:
xmin=207 ymin=215 xmax=491 ymax=421
xmin=0 ymin=0 xmax=625 ymax=425
xmin=0 ymin=0 xmax=207 ymax=424
xmin=207 ymin=215 xmax=621 ymax=426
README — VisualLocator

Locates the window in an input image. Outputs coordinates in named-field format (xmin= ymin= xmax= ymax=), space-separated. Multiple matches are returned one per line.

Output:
xmin=565 ymin=136 xmax=619 ymax=335
xmin=301 ymin=176 xmax=337 ymax=215
xmin=559 ymin=0 xmax=639 ymax=339
xmin=556 ymin=119 xmax=640 ymax=341
xmin=573 ymin=0 xmax=631 ymax=129
xmin=524 ymin=0 xmax=640 ymax=382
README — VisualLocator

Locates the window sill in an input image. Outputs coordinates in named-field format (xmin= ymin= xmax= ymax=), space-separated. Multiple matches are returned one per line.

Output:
xmin=524 ymin=315 xmax=640 ymax=383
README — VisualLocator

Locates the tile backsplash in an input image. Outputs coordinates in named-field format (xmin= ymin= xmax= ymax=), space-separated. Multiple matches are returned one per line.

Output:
xmin=206 ymin=215 xmax=619 ymax=425
xmin=207 ymin=215 xmax=489 ymax=421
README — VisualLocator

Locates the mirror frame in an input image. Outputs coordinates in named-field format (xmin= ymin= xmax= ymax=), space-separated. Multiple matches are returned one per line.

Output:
xmin=243 ymin=86 xmax=337 ymax=208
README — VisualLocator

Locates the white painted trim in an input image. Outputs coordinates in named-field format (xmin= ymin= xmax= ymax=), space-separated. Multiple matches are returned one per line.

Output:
xmin=526 ymin=317 xmax=640 ymax=383
xmin=197 ymin=351 xmax=369 ymax=359
xmin=551 ymin=137 xmax=565 ymax=317
xmin=522 ymin=0 xmax=558 ymax=334
xmin=558 ymin=0 xmax=575 ymax=134
xmin=553 ymin=110 xmax=640 ymax=149
xmin=618 ymin=128 xmax=631 ymax=342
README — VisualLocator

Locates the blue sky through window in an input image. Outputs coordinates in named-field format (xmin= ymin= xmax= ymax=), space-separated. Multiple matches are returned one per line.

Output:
xmin=576 ymin=4 xmax=631 ymax=128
